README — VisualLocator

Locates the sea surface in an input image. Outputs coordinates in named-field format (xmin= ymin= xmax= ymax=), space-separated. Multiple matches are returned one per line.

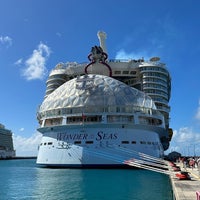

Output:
xmin=0 ymin=159 xmax=173 ymax=200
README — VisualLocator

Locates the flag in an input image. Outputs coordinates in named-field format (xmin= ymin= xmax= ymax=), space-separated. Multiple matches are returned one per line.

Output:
xmin=82 ymin=113 xmax=86 ymax=121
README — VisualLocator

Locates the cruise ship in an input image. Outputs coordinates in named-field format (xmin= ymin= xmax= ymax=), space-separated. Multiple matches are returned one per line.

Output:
xmin=0 ymin=123 xmax=15 ymax=158
xmin=36 ymin=31 xmax=173 ymax=167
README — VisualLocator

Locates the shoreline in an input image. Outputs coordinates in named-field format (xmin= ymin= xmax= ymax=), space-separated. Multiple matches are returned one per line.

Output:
xmin=0 ymin=156 xmax=37 ymax=160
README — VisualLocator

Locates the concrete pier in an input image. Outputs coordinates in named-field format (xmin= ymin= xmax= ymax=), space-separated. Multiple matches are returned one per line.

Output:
xmin=169 ymin=163 xmax=200 ymax=200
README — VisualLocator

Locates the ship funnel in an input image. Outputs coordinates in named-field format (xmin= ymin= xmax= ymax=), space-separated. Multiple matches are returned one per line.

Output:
xmin=97 ymin=31 xmax=107 ymax=54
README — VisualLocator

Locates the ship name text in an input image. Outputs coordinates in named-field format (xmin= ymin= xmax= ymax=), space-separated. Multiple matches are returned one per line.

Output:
xmin=96 ymin=131 xmax=117 ymax=141
xmin=57 ymin=131 xmax=118 ymax=141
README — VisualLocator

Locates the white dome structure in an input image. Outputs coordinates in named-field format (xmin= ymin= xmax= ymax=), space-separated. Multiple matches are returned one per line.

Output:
xmin=38 ymin=74 xmax=156 ymax=116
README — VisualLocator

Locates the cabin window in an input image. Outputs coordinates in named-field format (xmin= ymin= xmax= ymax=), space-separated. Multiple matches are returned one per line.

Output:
xmin=67 ymin=116 xmax=83 ymax=123
xmin=139 ymin=116 xmax=162 ymax=126
xmin=123 ymin=71 xmax=129 ymax=74
xmin=121 ymin=141 xmax=129 ymax=144
xmin=74 ymin=141 xmax=81 ymax=144
xmin=67 ymin=115 xmax=102 ymax=124
xmin=147 ymin=142 xmax=151 ymax=145
xmin=85 ymin=141 xmax=93 ymax=144
xmin=130 ymin=71 xmax=136 ymax=75
xmin=114 ymin=71 xmax=121 ymax=74
xmin=107 ymin=115 xmax=121 ymax=122
xmin=107 ymin=115 xmax=134 ymax=123
xmin=121 ymin=116 xmax=134 ymax=122
xmin=44 ymin=118 xmax=62 ymax=127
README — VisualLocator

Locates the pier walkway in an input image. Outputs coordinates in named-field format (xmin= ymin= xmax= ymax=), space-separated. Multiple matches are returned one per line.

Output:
xmin=170 ymin=163 xmax=200 ymax=200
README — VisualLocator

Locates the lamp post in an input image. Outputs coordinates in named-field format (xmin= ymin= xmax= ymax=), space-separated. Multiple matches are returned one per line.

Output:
xmin=187 ymin=146 xmax=190 ymax=157
xmin=194 ymin=144 xmax=196 ymax=157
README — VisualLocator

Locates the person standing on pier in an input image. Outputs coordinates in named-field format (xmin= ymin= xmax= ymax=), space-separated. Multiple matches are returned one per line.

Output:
xmin=189 ymin=158 xmax=195 ymax=170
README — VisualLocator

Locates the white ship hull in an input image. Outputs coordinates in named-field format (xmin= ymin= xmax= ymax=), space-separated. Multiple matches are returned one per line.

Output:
xmin=36 ymin=31 xmax=172 ymax=168
xmin=36 ymin=124 xmax=164 ymax=167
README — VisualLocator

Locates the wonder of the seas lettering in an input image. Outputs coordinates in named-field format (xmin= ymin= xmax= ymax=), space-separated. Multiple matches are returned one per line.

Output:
xmin=57 ymin=133 xmax=88 ymax=141
xmin=96 ymin=131 xmax=118 ymax=141
xmin=57 ymin=131 xmax=118 ymax=141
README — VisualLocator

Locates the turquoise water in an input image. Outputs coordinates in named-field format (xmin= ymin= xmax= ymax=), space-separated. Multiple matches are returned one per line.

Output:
xmin=0 ymin=159 xmax=173 ymax=200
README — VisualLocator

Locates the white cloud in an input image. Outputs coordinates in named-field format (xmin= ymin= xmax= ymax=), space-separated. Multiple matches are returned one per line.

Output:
xmin=163 ymin=96 xmax=200 ymax=157
xmin=0 ymin=36 xmax=12 ymax=47
xmin=166 ymin=127 xmax=200 ymax=156
xmin=115 ymin=49 xmax=150 ymax=60
xmin=56 ymin=32 xmax=62 ymax=37
xmin=175 ymin=127 xmax=200 ymax=143
xmin=19 ymin=127 xmax=24 ymax=131
xmin=13 ymin=132 xmax=42 ymax=156
xmin=21 ymin=42 xmax=51 ymax=80
xmin=15 ymin=58 xmax=23 ymax=65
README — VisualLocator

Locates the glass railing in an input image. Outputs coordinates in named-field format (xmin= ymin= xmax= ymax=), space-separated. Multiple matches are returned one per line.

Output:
xmin=37 ymin=105 xmax=162 ymax=120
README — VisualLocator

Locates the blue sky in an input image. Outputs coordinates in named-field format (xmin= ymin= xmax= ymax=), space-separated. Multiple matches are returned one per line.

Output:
xmin=1 ymin=0 xmax=200 ymax=156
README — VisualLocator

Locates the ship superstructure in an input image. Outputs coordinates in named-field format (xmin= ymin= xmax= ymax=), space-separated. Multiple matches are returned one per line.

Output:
xmin=36 ymin=31 xmax=173 ymax=167
xmin=0 ymin=123 xmax=15 ymax=158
